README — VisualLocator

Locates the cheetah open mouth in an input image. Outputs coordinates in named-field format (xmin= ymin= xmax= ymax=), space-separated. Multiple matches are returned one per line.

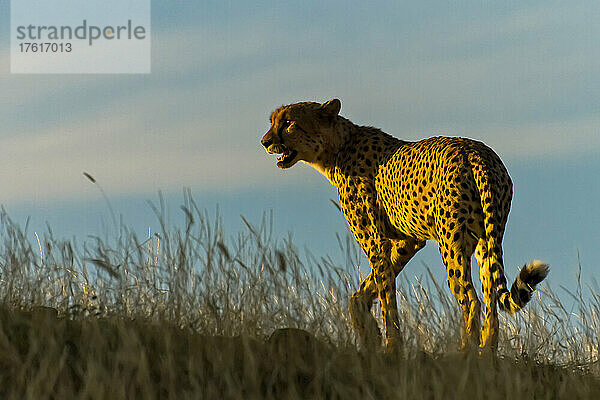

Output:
xmin=275 ymin=148 xmax=298 ymax=168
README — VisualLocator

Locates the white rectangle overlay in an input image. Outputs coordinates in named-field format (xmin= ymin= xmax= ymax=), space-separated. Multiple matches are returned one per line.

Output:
xmin=11 ymin=0 xmax=151 ymax=74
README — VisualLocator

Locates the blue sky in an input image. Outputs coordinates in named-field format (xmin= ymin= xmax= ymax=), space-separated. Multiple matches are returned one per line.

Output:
xmin=1 ymin=1 xmax=599 ymax=292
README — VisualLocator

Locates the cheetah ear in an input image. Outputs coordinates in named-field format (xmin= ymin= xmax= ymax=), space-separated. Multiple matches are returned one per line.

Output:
xmin=320 ymin=99 xmax=341 ymax=117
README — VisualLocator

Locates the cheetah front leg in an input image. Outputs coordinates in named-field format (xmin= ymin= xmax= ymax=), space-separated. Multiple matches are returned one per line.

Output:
xmin=349 ymin=238 xmax=424 ymax=350
xmin=341 ymin=179 xmax=423 ymax=350
xmin=373 ymin=255 xmax=402 ymax=349
xmin=352 ymin=240 xmax=401 ymax=349
xmin=390 ymin=238 xmax=426 ymax=275
xmin=349 ymin=271 xmax=380 ymax=349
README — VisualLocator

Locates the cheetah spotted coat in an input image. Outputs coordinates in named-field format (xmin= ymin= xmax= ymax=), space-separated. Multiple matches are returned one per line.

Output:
xmin=261 ymin=99 xmax=548 ymax=350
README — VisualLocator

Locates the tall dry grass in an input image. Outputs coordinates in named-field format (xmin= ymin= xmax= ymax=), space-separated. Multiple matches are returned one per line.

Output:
xmin=0 ymin=191 xmax=598 ymax=398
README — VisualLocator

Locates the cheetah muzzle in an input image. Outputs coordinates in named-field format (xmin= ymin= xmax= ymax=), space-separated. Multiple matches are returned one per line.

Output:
xmin=264 ymin=143 xmax=298 ymax=169
xmin=275 ymin=148 xmax=298 ymax=169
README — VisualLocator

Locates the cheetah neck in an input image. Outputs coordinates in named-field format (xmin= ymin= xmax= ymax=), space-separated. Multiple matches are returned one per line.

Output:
xmin=309 ymin=161 xmax=337 ymax=185
xmin=306 ymin=117 xmax=360 ymax=186
xmin=306 ymin=148 xmax=338 ymax=186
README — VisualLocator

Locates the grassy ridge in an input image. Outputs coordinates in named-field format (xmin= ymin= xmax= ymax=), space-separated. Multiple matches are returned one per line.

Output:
xmin=0 ymin=195 xmax=598 ymax=399
xmin=1 ymin=308 xmax=598 ymax=399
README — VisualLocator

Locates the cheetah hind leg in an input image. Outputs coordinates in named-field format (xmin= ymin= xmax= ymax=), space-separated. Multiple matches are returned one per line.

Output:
xmin=440 ymin=243 xmax=481 ymax=350
xmin=349 ymin=272 xmax=381 ymax=349
xmin=475 ymin=238 xmax=499 ymax=351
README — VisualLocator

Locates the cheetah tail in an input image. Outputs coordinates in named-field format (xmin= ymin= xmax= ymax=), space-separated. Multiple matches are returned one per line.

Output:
xmin=498 ymin=260 xmax=549 ymax=313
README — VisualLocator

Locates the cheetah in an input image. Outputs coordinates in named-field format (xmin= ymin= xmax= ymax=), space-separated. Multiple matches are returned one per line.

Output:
xmin=261 ymin=99 xmax=548 ymax=351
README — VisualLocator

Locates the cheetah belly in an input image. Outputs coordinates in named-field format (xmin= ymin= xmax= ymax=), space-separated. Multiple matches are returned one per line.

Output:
xmin=375 ymin=167 xmax=436 ymax=242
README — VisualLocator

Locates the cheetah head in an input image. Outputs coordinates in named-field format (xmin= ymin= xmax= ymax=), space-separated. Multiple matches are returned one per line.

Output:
xmin=261 ymin=99 xmax=341 ymax=169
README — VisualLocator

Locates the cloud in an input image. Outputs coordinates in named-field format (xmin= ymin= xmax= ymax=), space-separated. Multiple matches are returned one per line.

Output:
xmin=0 ymin=1 xmax=598 ymax=204
xmin=0 ymin=79 xmax=310 ymax=204
xmin=464 ymin=115 xmax=600 ymax=162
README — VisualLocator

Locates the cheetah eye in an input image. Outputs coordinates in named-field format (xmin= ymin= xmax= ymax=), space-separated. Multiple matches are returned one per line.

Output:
xmin=281 ymin=120 xmax=294 ymax=132
xmin=277 ymin=119 xmax=293 ymax=135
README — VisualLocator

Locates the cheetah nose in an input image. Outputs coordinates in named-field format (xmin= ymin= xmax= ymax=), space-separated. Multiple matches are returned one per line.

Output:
xmin=261 ymin=137 xmax=273 ymax=148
